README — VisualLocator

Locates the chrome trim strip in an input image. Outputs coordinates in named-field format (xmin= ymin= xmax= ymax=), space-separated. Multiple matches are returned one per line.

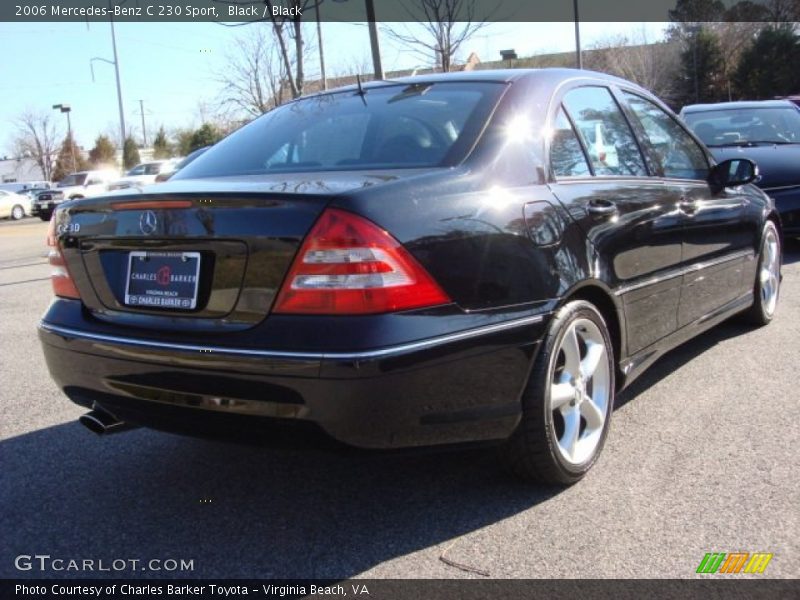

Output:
xmin=39 ymin=315 xmax=544 ymax=361
xmin=762 ymin=184 xmax=800 ymax=193
xmin=614 ymin=249 xmax=754 ymax=296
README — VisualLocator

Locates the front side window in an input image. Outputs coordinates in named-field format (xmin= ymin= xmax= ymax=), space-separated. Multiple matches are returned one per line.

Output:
xmin=623 ymin=92 xmax=709 ymax=180
xmin=562 ymin=86 xmax=647 ymax=177
xmin=127 ymin=165 xmax=146 ymax=176
xmin=176 ymin=82 xmax=504 ymax=178
xmin=550 ymin=107 xmax=591 ymax=177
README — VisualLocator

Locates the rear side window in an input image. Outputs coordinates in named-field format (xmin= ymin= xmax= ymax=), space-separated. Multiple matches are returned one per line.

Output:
xmin=622 ymin=92 xmax=709 ymax=180
xmin=563 ymin=86 xmax=647 ymax=177
xmin=550 ymin=107 xmax=591 ymax=177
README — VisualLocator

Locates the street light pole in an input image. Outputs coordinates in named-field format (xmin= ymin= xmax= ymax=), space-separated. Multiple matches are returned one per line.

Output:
xmin=332 ymin=0 xmax=383 ymax=81
xmin=139 ymin=99 xmax=147 ymax=147
xmin=52 ymin=104 xmax=76 ymax=173
xmin=574 ymin=0 xmax=582 ymax=69
xmin=89 ymin=4 xmax=127 ymax=173
xmin=365 ymin=0 xmax=384 ymax=80
xmin=109 ymin=12 xmax=126 ymax=160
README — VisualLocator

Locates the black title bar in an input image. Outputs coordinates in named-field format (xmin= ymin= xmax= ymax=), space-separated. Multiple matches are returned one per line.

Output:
xmin=4 ymin=0 xmax=798 ymax=23
xmin=4 ymin=579 xmax=800 ymax=600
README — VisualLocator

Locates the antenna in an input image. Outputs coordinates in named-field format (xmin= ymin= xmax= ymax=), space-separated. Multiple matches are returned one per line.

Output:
xmin=355 ymin=74 xmax=367 ymax=106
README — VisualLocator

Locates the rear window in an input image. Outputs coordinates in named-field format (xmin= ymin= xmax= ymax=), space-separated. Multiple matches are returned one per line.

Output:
xmin=58 ymin=173 xmax=87 ymax=186
xmin=176 ymin=82 xmax=505 ymax=178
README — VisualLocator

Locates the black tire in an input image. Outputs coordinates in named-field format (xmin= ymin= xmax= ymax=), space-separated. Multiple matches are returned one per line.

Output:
xmin=10 ymin=204 xmax=25 ymax=220
xmin=744 ymin=221 xmax=781 ymax=326
xmin=501 ymin=300 xmax=616 ymax=485
xmin=39 ymin=214 xmax=51 ymax=222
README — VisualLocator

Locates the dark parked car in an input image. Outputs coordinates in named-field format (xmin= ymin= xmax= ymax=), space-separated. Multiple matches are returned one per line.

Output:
xmin=153 ymin=146 xmax=211 ymax=183
xmin=31 ymin=189 xmax=66 ymax=221
xmin=681 ymin=100 xmax=800 ymax=236
xmin=39 ymin=70 xmax=781 ymax=484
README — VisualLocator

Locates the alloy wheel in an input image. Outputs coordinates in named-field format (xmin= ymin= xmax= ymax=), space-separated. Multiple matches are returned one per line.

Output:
xmin=759 ymin=227 xmax=780 ymax=318
xmin=549 ymin=318 xmax=611 ymax=465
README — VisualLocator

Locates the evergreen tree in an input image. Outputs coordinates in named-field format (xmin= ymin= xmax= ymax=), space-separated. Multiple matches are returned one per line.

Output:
xmin=678 ymin=27 xmax=726 ymax=106
xmin=175 ymin=129 xmax=195 ymax=157
xmin=188 ymin=123 xmax=220 ymax=153
xmin=87 ymin=135 xmax=117 ymax=167
xmin=122 ymin=136 xmax=141 ymax=169
xmin=152 ymin=127 xmax=172 ymax=159
xmin=51 ymin=133 xmax=90 ymax=182
xmin=668 ymin=0 xmax=726 ymax=24
xmin=734 ymin=26 xmax=800 ymax=99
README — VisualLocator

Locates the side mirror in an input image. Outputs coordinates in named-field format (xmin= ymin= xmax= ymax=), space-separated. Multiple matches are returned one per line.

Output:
xmin=708 ymin=158 xmax=759 ymax=192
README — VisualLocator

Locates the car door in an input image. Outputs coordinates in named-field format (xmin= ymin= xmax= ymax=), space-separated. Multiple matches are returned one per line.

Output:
xmin=85 ymin=176 xmax=108 ymax=197
xmin=548 ymin=85 xmax=686 ymax=356
xmin=0 ymin=191 xmax=12 ymax=218
xmin=619 ymin=90 xmax=757 ymax=328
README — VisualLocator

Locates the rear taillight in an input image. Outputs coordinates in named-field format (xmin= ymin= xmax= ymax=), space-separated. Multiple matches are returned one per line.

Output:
xmin=273 ymin=208 xmax=451 ymax=315
xmin=47 ymin=216 xmax=80 ymax=300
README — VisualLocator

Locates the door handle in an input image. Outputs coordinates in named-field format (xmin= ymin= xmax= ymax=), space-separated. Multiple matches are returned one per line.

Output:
xmin=587 ymin=200 xmax=618 ymax=216
xmin=679 ymin=196 xmax=698 ymax=213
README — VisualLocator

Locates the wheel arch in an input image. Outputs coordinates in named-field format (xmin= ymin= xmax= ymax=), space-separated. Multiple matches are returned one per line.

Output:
xmin=766 ymin=209 xmax=783 ymax=242
xmin=557 ymin=281 xmax=626 ymax=386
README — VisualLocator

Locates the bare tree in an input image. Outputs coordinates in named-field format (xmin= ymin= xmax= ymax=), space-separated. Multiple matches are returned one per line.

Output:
xmin=216 ymin=27 xmax=288 ymax=117
xmin=214 ymin=0 xmax=318 ymax=100
xmin=12 ymin=110 xmax=61 ymax=181
xmin=586 ymin=34 xmax=682 ymax=104
xmin=383 ymin=0 xmax=490 ymax=72
xmin=264 ymin=0 xmax=320 ymax=98
xmin=709 ymin=21 xmax=763 ymax=100
xmin=765 ymin=0 xmax=800 ymax=21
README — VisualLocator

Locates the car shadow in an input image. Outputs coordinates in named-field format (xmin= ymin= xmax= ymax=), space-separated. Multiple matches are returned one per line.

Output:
xmin=782 ymin=236 xmax=800 ymax=265
xmin=0 ymin=314 xmax=784 ymax=580
xmin=0 ymin=420 xmax=561 ymax=580
xmin=615 ymin=318 xmax=756 ymax=410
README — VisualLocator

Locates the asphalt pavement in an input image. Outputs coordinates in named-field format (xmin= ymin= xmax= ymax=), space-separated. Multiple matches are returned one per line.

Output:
xmin=1 ymin=217 xmax=798 ymax=579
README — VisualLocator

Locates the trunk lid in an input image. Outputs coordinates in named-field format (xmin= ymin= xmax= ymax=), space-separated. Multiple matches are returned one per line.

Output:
xmin=56 ymin=172 xmax=420 ymax=332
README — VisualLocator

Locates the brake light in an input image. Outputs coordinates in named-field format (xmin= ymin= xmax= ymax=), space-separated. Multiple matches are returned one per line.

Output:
xmin=273 ymin=208 xmax=451 ymax=315
xmin=111 ymin=200 xmax=193 ymax=210
xmin=47 ymin=216 xmax=80 ymax=300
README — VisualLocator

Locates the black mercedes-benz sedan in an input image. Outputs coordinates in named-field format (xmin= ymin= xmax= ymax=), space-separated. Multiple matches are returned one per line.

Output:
xmin=39 ymin=69 xmax=782 ymax=484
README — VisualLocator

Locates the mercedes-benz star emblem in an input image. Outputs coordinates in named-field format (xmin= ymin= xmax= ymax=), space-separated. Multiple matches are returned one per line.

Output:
xmin=139 ymin=210 xmax=158 ymax=235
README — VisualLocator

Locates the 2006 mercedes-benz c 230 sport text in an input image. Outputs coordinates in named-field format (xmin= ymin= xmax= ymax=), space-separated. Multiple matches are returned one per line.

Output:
xmin=39 ymin=69 xmax=782 ymax=484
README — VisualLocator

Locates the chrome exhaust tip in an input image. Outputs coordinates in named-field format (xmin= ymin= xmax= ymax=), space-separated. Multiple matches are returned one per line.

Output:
xmin=78 ymin=407 xmax=135 ymax=435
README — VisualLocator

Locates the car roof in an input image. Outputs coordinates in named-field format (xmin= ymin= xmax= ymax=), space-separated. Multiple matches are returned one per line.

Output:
xmin=681 ymin=100 xmax=797 ymax=114
xmin=304 ymin=68 xmax=647 ymax=99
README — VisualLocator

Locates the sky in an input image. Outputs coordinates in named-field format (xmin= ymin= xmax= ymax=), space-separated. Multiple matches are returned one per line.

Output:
xmin=0 ymin=21 xmax=667 ymax=157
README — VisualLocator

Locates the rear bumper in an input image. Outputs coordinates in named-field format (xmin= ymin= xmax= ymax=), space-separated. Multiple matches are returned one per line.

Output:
xmin=31 ymin=202 xmax=59 ymax=216
xmin=39 ymin=309 xmax=547 ymax=449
